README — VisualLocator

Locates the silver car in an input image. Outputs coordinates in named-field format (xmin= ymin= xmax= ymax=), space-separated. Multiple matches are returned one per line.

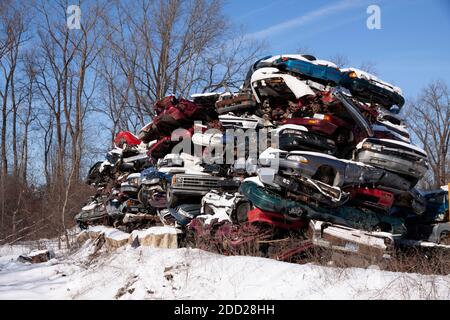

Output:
xmin=355 ymin=138 xmax=429 ymax=183
xmin=260 ymin=148 xmax=412 ymax=192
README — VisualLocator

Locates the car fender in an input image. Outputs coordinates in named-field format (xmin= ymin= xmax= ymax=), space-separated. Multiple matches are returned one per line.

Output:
xmin=251 ymin=67 xmax=315 ymax=103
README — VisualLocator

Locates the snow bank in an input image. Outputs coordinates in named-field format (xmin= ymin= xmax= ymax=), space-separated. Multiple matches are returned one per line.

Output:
xmin=1 ymin=241 xmax=450 ymax=300
xmin=131 ymin=226 xmax=181 ymax=237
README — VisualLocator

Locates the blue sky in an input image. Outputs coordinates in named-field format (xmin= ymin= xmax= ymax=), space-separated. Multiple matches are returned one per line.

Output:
xmin=224 ymin=0 xmax=450 ymax=100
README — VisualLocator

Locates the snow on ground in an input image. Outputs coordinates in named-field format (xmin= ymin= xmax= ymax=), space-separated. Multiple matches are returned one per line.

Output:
xmin=1 ymin=239 xmax=450 ymax=300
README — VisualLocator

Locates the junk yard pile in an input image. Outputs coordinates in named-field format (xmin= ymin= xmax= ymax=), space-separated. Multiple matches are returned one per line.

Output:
xmin=78 ymin=54 xmax=450 ymax=265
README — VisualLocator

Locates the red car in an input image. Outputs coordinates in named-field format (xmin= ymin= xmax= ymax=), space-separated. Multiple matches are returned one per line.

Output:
xmin=147 ymin=128 xmax=194 ymax=160
xmin=247 ymin=207 xmax=307 ymax=231
xmin=139 ymin=96 xmax=215 ymax=143
xmin=347 ymin=187 xmax=394 ymax=213
xmin=114 ymin=131 xmax=142 ymax=148
xmin=284 ymin=114 xmax=365 ymax=158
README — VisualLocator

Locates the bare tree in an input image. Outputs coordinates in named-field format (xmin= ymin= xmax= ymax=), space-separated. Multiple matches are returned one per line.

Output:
xmin=18 ymin=52 xmax=38 ymax=183
xmin=0 ymin=0 xmax=265 ymax=242
xmin=295 ymin=45 xmax=315 ymax=56
xmin=358 ymin=60 xmax=378 ymax=75
xmin=197 ymin=35 xmax=265 ymax=93
xmin=328 ymin=54 xmax=349 ymax=68
xmin=99 ymin=0 xmax=263 ymax=131
xmin=35 ymin=0 xmax=105 ymax=182
xmin=0 ymin=1 xmax=28 ymax=232
xmin=407 ymin=80 xmax=450 ymax=188
xmin=0 ymin=0 xmax=14 ymax=61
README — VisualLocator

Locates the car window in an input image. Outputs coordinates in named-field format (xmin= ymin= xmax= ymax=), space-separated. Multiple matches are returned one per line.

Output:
xmin=426 ymin=193 xmax=445 ymax=204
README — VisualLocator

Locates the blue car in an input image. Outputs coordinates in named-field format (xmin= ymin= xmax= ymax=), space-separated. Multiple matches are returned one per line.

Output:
xmin=161 ymin=204 xmax=201 ymax=227
xmin=272 ymin=55 xmax=343 ymax=85
xmin=248 ymin=55 xmax=405 ymax=110
xmin=340 ymin=68 xmax=405 ymax=109
xmin=140 ymin=166 xmax=172 ymax=184
xmin=406 ymin=187 xmax=450 ymax=244
xmin=138 ymin=167 xmax=172 ymax=209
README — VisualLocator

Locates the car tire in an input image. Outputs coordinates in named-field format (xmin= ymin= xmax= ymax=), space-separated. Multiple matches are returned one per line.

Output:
xmin=313 ymin=166 xmax=335 ymax=185
xmin=138 ymin=188 xmax=150 ymax=208
xmin=233 ymin=201 xmax=251 ymax=224
xmin=166 ymin=187 xmax=180 ymax=208
xmin=439 ymin=231 xmax=450 ymax=245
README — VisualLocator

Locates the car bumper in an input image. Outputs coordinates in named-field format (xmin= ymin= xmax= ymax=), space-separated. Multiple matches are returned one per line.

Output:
xmin=309 ymin=220 xmax=396 ymax=258
xmin=356 ymin=149 xmax=428 ymax=179
xmin=170 ymin=187 xmax=211 ymax=197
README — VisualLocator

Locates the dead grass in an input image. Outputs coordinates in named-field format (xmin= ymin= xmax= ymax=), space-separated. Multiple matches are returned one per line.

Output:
xmin=0 ymin=177 xmax=95 ymax=246
xmin=385 ymin=247 xmax=450 ymax=275
xmin=183 ymin=219 xmax=450 ymax=276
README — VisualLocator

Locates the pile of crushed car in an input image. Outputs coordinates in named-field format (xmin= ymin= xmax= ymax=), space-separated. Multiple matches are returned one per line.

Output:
xmin=78 ymin=54 xmax=450 ymax=263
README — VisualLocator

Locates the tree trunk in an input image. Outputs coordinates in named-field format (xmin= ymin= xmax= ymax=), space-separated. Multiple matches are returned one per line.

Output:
xmin=11 ymin=71 xmax=18 ymax=177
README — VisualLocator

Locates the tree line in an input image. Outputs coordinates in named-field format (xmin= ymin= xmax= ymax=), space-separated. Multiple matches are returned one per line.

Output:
xmin=0 ymin=0 xmax=262 ymax=245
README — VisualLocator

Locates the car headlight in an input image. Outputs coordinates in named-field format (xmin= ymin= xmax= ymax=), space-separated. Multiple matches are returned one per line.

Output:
xmin=128 ymin=177 xmax=141 ymax=186
xmin=361 ymin=141 xmax=382 ymax=151
xmin=287 ymin=155 xmax=309 ymax=164
xmin=348 ymin=71 xmax=358 ymax=79
xmin=282 ymin=129 xmax=303 ymax=136
xmin=143 ymin=177 xmax=160 ymax=184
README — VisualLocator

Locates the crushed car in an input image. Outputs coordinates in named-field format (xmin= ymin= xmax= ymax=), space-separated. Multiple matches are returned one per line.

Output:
xmin=405 ymin=186 xmax=449 ymax=244
xmin=355 ymin=138 xmax=429 ymax=185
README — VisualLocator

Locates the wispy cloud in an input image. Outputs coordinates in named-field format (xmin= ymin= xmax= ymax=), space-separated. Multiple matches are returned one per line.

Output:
xmin=244 ymin=0 xmax=369 ymax=39
xmin=235 ymin=0 xmax=291 ymax=22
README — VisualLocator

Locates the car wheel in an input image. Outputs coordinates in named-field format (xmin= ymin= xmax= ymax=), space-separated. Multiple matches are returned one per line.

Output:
xmin=166 ymin=188 xmax=180 ymax=208
xmin=138 ymin=188 xmax=150 ymax=208
xmin=439 ymin=231 xmax=450 ymax=245
xmin=233 ymin=202 xmax=251 ymax=224
xmin=313 ymin=166 xmax=335 ymax=185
